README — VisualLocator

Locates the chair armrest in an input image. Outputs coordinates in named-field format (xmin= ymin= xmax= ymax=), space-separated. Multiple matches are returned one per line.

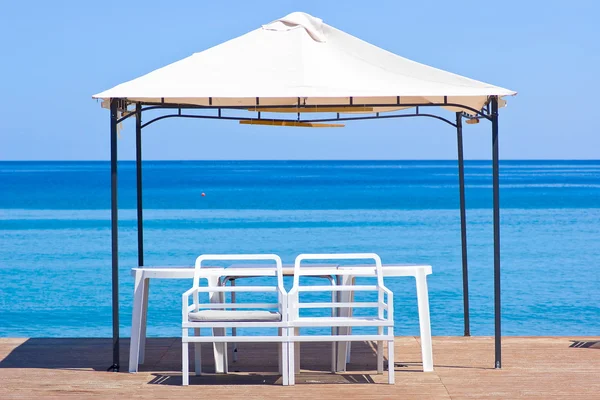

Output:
xmin=378 ymin=284 xmax=394 ymax=318
xmin=183 ymin=287 xmax=199 ymax=298
xmin=182 ymin=287 xmax=200 ymax=322
xmin=277 ymin=288 xmax=288 ymax=321
xmin=378 ymin=284 xmax=393 ymax=297
xmin=276 ymin=285 xmax=288 ymax=297
xmin=277 ymin=280 xmax=288 ymax=296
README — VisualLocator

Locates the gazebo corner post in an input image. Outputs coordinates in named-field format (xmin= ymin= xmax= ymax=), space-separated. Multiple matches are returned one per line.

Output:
xmin=135 ymin=102 xmax=144 ymax=267
xmin=491 ymin=96 xmax=501 ymax=369
xmin=109 ymin=98 xmax=120 ymax=372
xmin=456 ymin=112 xmax=470 ymax=337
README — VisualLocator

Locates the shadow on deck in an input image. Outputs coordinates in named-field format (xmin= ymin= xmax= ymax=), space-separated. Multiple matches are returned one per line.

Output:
xmin=569 ymin=340 xmax=600 ymax=349
xmin=2 ymin=337 xmax=600 ymax=398
xmin=0 ymin=337 xmax=401 ymax=381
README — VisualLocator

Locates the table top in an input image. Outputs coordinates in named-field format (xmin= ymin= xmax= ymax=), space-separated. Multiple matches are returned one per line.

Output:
xmin=131 ymin=263 xmax=432 ymax=278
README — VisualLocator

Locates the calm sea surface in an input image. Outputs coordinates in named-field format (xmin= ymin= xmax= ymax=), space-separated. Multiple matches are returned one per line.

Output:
xmin=1 ymin=160 xmax=599 ymax=337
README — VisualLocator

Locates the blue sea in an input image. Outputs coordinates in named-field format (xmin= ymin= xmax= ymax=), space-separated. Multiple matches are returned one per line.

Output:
xmin=1 ymin=160 xmax=599 ymax=337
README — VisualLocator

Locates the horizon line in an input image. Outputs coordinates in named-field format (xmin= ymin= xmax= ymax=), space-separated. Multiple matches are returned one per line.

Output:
xmin=1 ymin=159 xmax=599 ymax=162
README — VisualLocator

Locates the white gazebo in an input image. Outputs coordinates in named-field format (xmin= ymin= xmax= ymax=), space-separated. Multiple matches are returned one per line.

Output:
xmin=93 ymin=11 xmax=516 ymax=372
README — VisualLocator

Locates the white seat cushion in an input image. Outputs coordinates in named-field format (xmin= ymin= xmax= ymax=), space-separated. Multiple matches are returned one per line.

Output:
xmin=188 ymin=310 xmax=282 ymax=322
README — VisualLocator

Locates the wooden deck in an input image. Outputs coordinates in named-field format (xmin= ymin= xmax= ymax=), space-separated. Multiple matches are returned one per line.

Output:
xmin=1 ymin=336 xmax=599 ymax=399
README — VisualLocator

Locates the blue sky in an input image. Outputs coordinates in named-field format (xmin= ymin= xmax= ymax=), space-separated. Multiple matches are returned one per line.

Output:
xmin=0 ymin=0 xmax=598 ymax=160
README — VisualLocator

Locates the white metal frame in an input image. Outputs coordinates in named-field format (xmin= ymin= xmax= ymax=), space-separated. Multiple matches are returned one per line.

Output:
xmin=181 ymin=254 xmax=290 ymax=386
xmin=288 ymin=253 xmax=395 ymax=385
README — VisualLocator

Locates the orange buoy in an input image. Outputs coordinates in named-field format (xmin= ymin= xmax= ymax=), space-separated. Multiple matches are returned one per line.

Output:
xmin=201 ymin=193 xmax=206 ymax=197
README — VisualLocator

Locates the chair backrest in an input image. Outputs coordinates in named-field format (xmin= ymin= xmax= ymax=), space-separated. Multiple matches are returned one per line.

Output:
xmin=292 ymin=253 xmax=384 ymax=287
xmin=290 ymin=253 xmax=388 ymax=320
xmin=193 ymin=253 xmax=284 ymax=289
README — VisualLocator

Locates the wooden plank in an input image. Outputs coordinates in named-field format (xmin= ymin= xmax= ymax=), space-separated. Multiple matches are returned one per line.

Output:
xmin=0 ymin=337 xmax=598 ymax=399
xmin=239 ymin=120 xmax=344 ymax=128
xmin=247 ymin=106 xmax=374 ymax=113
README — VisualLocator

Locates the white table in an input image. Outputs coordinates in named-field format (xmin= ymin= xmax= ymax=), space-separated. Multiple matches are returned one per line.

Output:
xmin=129 ymin=264 xmax=433 ymax=373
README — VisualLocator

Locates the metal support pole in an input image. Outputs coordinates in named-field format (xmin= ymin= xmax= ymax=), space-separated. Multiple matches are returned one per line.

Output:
xmin=456 ymin=112 xmax=470 ymax=337
xmin=491 ymin=96 xmax=502 ymax=368
xmin=135 ymin=103 xmax=144 ymax=267
xmin=109 ymin=99 xmax=120 ymax=372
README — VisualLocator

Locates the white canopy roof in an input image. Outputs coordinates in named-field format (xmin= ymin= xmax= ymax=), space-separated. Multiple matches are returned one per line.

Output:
xmin=93 ymin=12 xmax=516 ymax=114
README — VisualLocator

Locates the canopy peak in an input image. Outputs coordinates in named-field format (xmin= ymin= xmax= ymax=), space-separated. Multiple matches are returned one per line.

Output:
xmin=263 ymin=11 xmax=326 ymax=42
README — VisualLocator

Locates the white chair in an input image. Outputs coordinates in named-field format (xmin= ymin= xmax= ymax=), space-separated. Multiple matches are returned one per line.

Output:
xmin=181 ymin=254 xmax=289 ymax=385
xmin=288 ymin=253 xmax=395 ymax=385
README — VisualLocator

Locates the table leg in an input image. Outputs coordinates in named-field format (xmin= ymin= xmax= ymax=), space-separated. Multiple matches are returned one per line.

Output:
xmin=278 ymin=328 xmax=282 ymax=374
xmin=336 ymin=275 xmax=354 ymax=372
xmin=129 ymin=271 xmax=144 ymax=373
xmin=231 ymin=279 xmax=237 ymax=362
xmin=138 ymin=278 xmax=149 ymax=364
xmin=294 ymin=327 xmax=300 ymax=374
xmin=415 ymin=270 xmax=434 ymax=372
xmin=347 ymin=277 xmax=354 ymax=363
xmin=330 ymin=283 xmax=337 ymax=372
xmin=194 ymin=328 xmax=201 ymax=375
xmin=209 ymin=276 xmax=227 ymax=373
xmin=377 ymin=326 xmax=384 ymax=374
